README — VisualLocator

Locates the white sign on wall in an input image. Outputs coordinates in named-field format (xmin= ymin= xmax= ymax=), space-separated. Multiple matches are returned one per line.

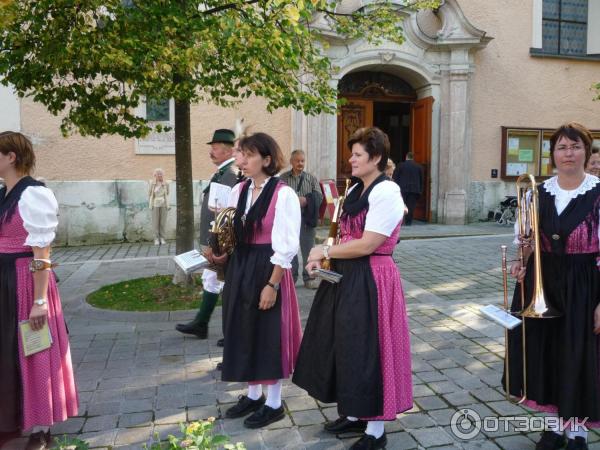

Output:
xmin=134 ymin=98 xmax=175 ymax=155
xmin=0 ymin=82 xmax=20 ymax=132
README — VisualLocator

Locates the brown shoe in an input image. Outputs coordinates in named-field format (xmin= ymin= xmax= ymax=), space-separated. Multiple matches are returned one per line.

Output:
xmin=25 ymin=431 xmax=51 ymax=450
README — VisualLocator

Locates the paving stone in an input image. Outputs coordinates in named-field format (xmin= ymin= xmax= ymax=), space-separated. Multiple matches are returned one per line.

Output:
xmin=398 ymin=413 xmax=436 ymax=429
xmin=119 ymin=412 xmax=153 ymax=428
xmin=120 ymin=399 xmax=154 ymax=413
xmin=50 ymin=417 xmax=85 ymax=434
xmin=154 ymin=408 xmax=187 ymax=425
xmin=82 ymin=415 xmax=119 ymax=433
xmin=114 ymin=426 xmax=153 ymax=446
xmin=188 ymin=405 xmax=221 ymax=421
xmin=78 ymin=430 xmax=118 ymax=448
xmin=487 ymin=400 xmax=528 ymax=416
xmin=443 ymin=391 xmax=477 ymax=407
xmin=385 ymin=431 xmax=418 ymax=449
xmin=414 ymin=395 xmax=448 ymax=411
xmin=427 ymin=408 xmax=459 ymax=427
xmin=87 ymin=401 xmax=121 ymax=416
xmin=321 ymin=407 xmax=340 ymax=422
xmin=495 ymin=434 xmax=535 ymax=450
xmin=410 ymin=426 xmax=455 ymax=447
xmin=284 ymin=395 xmax=319 ymax=411
xmin=261 ymin=428 xmax=303 ymax=448
xmin=290 ymin=409 xmax=325 ymax=426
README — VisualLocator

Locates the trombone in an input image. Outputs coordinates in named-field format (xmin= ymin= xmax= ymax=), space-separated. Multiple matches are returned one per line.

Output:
xmin=501 ymin=174 xmax=562 ymax=404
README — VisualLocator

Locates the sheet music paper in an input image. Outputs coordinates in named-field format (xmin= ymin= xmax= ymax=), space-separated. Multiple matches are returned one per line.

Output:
xmin=480 ymin=304 xmax=522 ymax=330
xmin=208 ymin=182 xmax=232 ymax=210
xmin=173 ymin=250 xmax=209 ymax=274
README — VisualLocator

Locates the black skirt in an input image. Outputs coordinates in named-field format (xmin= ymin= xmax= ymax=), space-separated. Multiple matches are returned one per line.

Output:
xmin=221 ymin=243 xmax=283 ymax=382
xmin=0 ymin=251 xmax=33 ymax=432
xmin=504 ymin=252 xmax=600 ymax=420
xmin=292 ymin=257 xmax=383 ymax=418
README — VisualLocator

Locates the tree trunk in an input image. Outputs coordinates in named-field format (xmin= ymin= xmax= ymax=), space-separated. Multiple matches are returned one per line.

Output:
xmin=173 ymin=99 xmax=194 ymax=285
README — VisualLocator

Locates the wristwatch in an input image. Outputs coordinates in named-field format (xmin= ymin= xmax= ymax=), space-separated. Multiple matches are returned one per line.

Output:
xmin=322 ymin=245 xmax=331 ymax=259
xmin=29 ymin=259 xmax=53 ymax=272
xmin=34 ymin=298 xmax=47 ymax=306
xmin=267 ymin=281 xmax=280 ymax=291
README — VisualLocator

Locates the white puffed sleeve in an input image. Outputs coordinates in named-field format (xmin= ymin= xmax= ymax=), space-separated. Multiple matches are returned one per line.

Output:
xmin=227 ymin=182 xmax=244 ymax=208
xmin=270 ymin=185 xmax=301 ymax=268
xmin=364 ymin=180 xmax=404 ymax=236
xmin=18 ymin=186 xmax=59 ymax=248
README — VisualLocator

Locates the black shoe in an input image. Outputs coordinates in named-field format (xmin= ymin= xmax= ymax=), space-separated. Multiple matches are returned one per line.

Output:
xmin=25 ymin=431 xmax=51 ymax=450
xmin=536 ymin=431 xmax=566 ymax=450
xmin=217 ymin=338 xmax=225 ymax=347
xmin=349 ymin=433 xmax=387 ymax=450
xmin=216 ymin=362 xmax=222 ymax=371
xmin=566 ymin=437 xmax=588 ymax=450
xmin=243 ymin=404 xmax=285 ymax=429
xmin=324 ymin=417 xmax=368 ymax=434
xmin=175 ymin=322 xmax=207 ymax=339
xmin=225 ymin=395 xmax=265 ymax=419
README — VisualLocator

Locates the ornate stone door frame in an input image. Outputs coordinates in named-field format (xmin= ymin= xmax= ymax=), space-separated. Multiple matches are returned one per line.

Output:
xmin=292 ymin=0 xmax=491 ymax=224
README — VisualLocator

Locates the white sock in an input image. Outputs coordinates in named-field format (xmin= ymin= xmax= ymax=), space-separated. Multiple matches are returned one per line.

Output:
xmin=265 ymin=380 xmax=282 ymax=409
xmin=365 ymin=421 xmax=385 ymax=439
xmin=31 ymin=426 xmax=50 ymax=433
xmin=347 ymin=416 xmax=358 ymax=421
xmin=247 ymin=384 xmax=262 ymax=400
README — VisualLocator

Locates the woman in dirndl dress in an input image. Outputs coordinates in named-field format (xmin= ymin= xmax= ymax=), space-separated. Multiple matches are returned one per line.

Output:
xmin=0 ymin=131 xmax=78 ymax=450
xmin=505 ymin=122 xmax=600 ymax=450
xmin=219 ymin=132 xmax=303 ymax=429
xmin=293 ymin=127 xmax=412 ymax=450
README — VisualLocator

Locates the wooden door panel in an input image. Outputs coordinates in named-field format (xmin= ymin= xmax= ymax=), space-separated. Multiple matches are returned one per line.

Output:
xmin=337 ymin=99 xmax=373 ymax=190
xmin=410 ymin=97 xmax=433 ymax=222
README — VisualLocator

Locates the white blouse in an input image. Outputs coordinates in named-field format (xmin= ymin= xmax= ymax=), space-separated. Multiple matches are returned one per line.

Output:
xmin=347 ymin=179 xmax=405 ymax=237
xmin=513 ymin=174 xmax=600 ymax=247
xmin=228 ymin=178 xmax=300 ymax=269
xmin=18 ymin=186 xmax=59 ymax=248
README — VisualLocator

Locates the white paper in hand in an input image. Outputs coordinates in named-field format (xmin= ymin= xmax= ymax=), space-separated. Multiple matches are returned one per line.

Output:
xmin=208 ymin=182 xmax=232 ymax=210
xmin=174 ymin=250 xmax=209 ymax=274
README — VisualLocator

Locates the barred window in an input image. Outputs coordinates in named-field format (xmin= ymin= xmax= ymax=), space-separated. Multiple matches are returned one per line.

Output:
xmin=542 ymin=0 xmax=588 ymax=56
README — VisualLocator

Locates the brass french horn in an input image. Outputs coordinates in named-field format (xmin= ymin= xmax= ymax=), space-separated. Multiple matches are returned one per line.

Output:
xmin=207 ymin=207 xmax=237 ymax=281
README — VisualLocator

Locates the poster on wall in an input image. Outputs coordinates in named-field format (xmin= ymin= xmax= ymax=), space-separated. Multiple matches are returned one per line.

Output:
xmin=506 ymin=163 xmax=528 ymax=176
xmin=518 ymin=149 xmax=534 ymax=162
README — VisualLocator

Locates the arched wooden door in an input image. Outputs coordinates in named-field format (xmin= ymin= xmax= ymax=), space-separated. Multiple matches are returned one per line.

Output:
xmin=336 ymin=99 xmax=373 ymax=190
xmin=410 ymin=97 xmax=433 ymax=222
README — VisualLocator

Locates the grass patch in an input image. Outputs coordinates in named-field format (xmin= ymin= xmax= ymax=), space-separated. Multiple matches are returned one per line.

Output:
xmin=87 ymin=274 xmax=206 ymax=311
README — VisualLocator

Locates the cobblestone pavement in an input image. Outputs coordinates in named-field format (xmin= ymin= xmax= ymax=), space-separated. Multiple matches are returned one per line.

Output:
xmin=4 ymin=230 xmax=599 ymax=450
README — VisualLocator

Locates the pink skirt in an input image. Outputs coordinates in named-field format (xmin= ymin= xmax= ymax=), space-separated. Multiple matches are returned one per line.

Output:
xmin=16 ymin=257 xmax=78 ymax=430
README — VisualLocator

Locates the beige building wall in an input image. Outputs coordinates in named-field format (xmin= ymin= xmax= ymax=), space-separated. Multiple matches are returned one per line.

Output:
xmin=461 ymin=0 xmax=600 ymax=182
xmin=22 ymin=97 xmax=291 ymax=181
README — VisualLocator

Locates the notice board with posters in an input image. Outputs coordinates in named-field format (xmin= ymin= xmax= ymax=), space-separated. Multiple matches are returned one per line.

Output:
xmin=319 ymin=179 xmax=339 ymax=222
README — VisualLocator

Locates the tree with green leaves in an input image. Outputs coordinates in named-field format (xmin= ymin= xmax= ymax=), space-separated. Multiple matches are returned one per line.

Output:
xmin=0 ymin=0 xmax=438 ymax=270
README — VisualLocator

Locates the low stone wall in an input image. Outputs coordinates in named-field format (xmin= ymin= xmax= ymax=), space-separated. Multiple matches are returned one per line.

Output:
xmin=47 ymin=180 xmax=207 ymax=246
xmin=468 ymin=180 xmax=517 ymax=222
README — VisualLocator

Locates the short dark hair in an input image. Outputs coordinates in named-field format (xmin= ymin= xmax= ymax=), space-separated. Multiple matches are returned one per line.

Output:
xmin=549 ymin=122 xmax=593 ymax=168
xmin=347 ymin=127 xmax=389 ymax=172
xmin=239 ymin=132 xmax=284 ymax=176
xmin=592 ymin=146 xmax=599 ymax=155
xmin=0 ymin=131 xmax=35 ymax=175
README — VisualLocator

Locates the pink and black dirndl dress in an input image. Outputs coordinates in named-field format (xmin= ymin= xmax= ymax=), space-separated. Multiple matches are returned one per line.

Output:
xmin=504 ymin=175 xmax=600 ymax=426
xmin=221 ymin=178 xmax=303 ymax=384
xmin=293 ymin=175 xmax=413 ymax=420
xmin=0 ymin=176 xmax=78 ymax=432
